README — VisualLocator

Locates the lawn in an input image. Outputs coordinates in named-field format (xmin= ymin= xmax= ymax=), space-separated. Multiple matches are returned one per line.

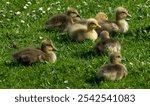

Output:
xmin=0 ymin=0 xmax=150 ymax=88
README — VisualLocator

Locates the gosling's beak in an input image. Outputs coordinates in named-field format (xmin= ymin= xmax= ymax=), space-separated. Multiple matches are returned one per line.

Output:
xmin=53 ymin=47 xmax=58 ymax=51
xmin=77 ymin=14 xmax=81 ymax=18
xmin=96 ymin=24 xmax=101 ymax=28
xmin=126 ymin=13 xmax=132 ymax=21
xmin=76 ymin=12 xmax=81 ymax=18
xmin=121 ymin=57 xmax=126 ymax=62
xmin=127 ymin=13 xmax=132 ymax=17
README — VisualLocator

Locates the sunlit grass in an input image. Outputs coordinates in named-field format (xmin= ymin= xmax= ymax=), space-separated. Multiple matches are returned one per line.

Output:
xmin=0 ymin=0 xmax=150 ymax=88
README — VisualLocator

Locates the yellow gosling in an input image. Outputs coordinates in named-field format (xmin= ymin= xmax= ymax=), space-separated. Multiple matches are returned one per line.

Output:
xmin=69 ymin=18 xmax=101 ymax=41
xmin=95 ymin=12 xmax=108 ymax=22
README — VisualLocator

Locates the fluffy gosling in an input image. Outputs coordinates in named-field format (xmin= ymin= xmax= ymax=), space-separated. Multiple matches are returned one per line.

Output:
xmin=45 ymin=7 xmax=81 ymax=32
xmin=96 ymin=7 xmax=131 ymax=34
xmin=95 ymin=12 xmax=108 ymax=22
xmin=12 ymin=39 xmax=57 ymax=65
xmin=69 ymin=18 xmax=101 ymax=41
xmin=76 ymin=11 xmax=108 ymax=25
xmin=97 ymin=52 xmax=128 ymax=81
xmin=93 ymin=31 xmax=121 ymax=55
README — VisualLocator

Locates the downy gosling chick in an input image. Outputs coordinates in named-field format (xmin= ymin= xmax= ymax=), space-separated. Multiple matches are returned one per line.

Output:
xmin=97 ymin=52 xmax=128 ymax=81
xmin=93 ymin=31 xmax=121 ymax=55
xmin=12 ymin=39 xmax=57 ymax=65
xmin=67 ymin=7 xmax=81 ymax=22
xmin=45 ymin=7 xmax=81 ymax=32
xmin=69 ymin=18 xmax=101 ymax=41
xmin=96 ymin=7 xmax=131 ymax=34
xmin=95 ymin=12 xmax=108 ymax=22
xmin=76 ymin=12 xmax=108 ymax=25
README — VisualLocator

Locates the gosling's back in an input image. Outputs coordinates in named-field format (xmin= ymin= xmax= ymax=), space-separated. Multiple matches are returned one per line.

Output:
xmin=98 ymin=64 xmax=127 ymax=81
xmin=13 ymin=48 xmax=49 ymax=65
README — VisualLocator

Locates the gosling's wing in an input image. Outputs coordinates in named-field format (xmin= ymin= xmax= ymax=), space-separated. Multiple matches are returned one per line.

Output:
xmin=71 ymin=29 xmax=86 ymax=41
xmin=102 ymin=64 xmax=127 ymax=80
xmin=45 ymin=14 xmax=71 ymax=31
xmin=75 ymin=19 xmax=88 ymax=25
xmin=96 ymin=40 xmax=109 ymax=53
xmin=98 ymin=64 xmax=118 ymax=80
xmin=13 ymin=48 xmax=35 ymax=60
xmin=105 ymin=39 xmax=121 ymax=53
xmin=99 ymin=21 xmax=119 ymax=32
xmin=69 ymin=24 xmax=87 ymax=41
xmin=13 ymin=48 xmax=44 ymax=64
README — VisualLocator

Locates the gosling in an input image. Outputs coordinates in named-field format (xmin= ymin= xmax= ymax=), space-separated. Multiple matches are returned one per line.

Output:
xmin=12 ymin=39 xmax=57 ymax=65
xmin=97 ymin=52 xmax=128 ymax=81
xmin=69 ymin=18 xmax=101 ymax=42
xmin=45 ymin=7 xmax=81 ymax=32
xmin=96 ymin=7 xmax=131 ymax=34
xmin=95 ymin=12 xmax=108 ymax=22
xmin=93 ymin=31 xmax=121 ymax=55
xmin=76 ymin=11 xmax=108 ymax=25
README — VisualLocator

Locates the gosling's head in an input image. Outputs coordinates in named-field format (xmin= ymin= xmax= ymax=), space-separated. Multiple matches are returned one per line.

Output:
xmin=115 ymin=7 xmax=131 ymax=20
xmin=87 ymin=18 xmax=101 ymax=30
xmin=41 ymin=39 xmax=57 ymax=54
xmin=95 ymin=12 xmax=108 ymax=22
xmin=100 ymin=31 xmax=110 ymax=40
xmin=109 ymin=52 xmax=122 ymax=64
xmin=66 ymin=7 xmax=81 ymax=22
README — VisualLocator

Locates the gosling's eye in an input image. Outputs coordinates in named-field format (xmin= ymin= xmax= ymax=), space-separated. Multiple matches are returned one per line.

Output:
xmin=90 ymin=23 xmax=97 ymax=28
xmin=90 ymin=23 xmax=96 ymax=26
xmin=89 ymin=22 xmax=94 ymax=24
xmin=121 ymin=12 xmax=127 ymax=15
xmin=70 ymin=13 xmax=77 ymax=17
xmin=116 ymin=56 xmax=121 ymax=58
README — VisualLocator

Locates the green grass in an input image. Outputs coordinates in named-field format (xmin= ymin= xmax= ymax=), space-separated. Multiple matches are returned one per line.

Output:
xmin=0 ymin=0 xmax=150 ymax=88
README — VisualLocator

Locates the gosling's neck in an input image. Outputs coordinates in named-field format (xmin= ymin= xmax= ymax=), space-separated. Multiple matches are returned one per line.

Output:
xmin=87 ymin=27 xmax=95 ymax=32
xmin=116 ymin=15 xmax=127 ymax=23
xmin=69 ymin=17 xmax=75 ymax=24
xmin=45 ymin=51 xmax=55 ymax=55
xmin=111 ymin=60 xmax=121 ymax=64
xmin=116 ymin=16 xmax=128 ymax=33
xmin=47 ymin=51 xmax=57 ymax=63
xmin=101 ymin=36 xmax=110 ymax=41
xmin=116 ymin=18 xmax=127 ymax=25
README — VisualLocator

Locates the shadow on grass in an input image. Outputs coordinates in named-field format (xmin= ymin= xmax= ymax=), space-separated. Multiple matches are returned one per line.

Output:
xmin=4 ymin=61 xmax=30 ymax=67
xmin=57 ymin=33 xmax=96 ymax=44
xmin=57 ymin=34 xmax=93 ymax=45
xmin=37 ymin=28 xmax=74 ymax=44
xmin=135 ymin=26 xmax=150 ymax=33
xmin=3 ymin=61 xmax=20 ymax=67
xmin=125 ymin=25 xmax=150 ymax=37
xmin=85 ymin=73 xmax=105 ymax=86
xmin=37 ymin=28 xmax=63 ymax=33
xmin=3 ymin=60 xmax=42 ymax=67
xmin=79 ymin=50 xmax=97 ymax=59
xmin=58 ymin=33 xmax=72 ymax=43
xmin=74 ymin=49 xmax=106 ymax=60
